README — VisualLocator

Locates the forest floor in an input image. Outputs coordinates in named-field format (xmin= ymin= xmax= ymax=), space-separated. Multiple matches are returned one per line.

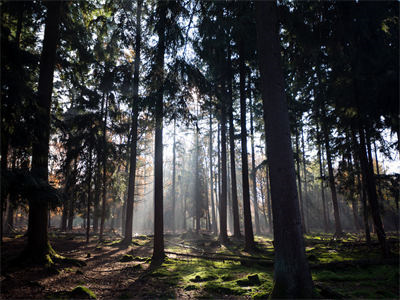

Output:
xmin=0 ymin=229 xmax=399 ymax=299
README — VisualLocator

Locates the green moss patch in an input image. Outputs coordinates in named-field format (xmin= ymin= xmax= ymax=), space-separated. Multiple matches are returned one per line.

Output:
xmin=70 ymin=286 xmax=96 ymax=299
xmin=236 ymin=274 xmax=261 ymax=286
xmin=119 ymin=254 xmax=134 ymax=262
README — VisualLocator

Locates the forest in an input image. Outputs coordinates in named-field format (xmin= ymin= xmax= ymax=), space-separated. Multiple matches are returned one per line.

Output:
xmin=1 ymin=0 xmax=399 ymax=299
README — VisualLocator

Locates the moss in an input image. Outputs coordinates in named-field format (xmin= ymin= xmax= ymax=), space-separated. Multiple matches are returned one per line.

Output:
xmin=104 ymin=240 xmax=121 ymax=246
xmin=203 ymin=281 xmax=245 ymax=295
xmin=70 ymin=286 xmax=96 ymax=299
xmin=189 ymin=274 xmax=217 ymax=282
xmin=235 ymin=274 xmax=260 ymax=286
xmin=221 ymin=275 xmax=235 ymax=281
xmin=120 ymin=254 xmax=134 ymax=262
xmin=132 ymin=256 xmax=149 ymax=262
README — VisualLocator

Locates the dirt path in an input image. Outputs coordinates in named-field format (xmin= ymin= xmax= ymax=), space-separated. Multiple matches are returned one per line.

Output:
xmin=1 ymin=234 xmax=169 ymax=299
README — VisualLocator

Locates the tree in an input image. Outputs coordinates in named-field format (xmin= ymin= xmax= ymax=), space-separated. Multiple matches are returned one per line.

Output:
xmin=23 ymin=0 xmax=62 ymax=262
xmin=227 ymin=47 xmax=241 ymax=239
xmin=152 ymin=0 xmax=167 ymax=263
xmin=238 ymin=40 xmax=255 ymax=251
xmin=255 ymin=1 xmax=314 ymax=297
xmin=123 ymin=0 xmax=143 ymax=245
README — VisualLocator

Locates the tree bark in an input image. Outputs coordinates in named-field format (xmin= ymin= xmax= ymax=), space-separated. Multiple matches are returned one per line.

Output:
xmin=93 ymin=160 xmax=101 ymax=233
xmin=265 ymin=156 xmax=273 ymax=233
xmin=99 ymin=93 xmax=109 ymax=241
xmin=219 ymin=102 xmax=228 ymax=242
xmin=152 ymin=0 xmax=166 ymax=262
xmin=295 ymin=131 xmax=306 ymax=233
xmin=25 ymin=1 xmax=62 ymax=261
xmin=322 ymin=116 xmax=342 ymax=236
xmin=227 ymin=48 xmax=241 ymax=238
xmin=301 ymin=127 xmax=309 ymax=230
xmin=352 ymin=128 xmax=371 ymax=244
xmin=250 ymin=87 xmax=260 ymax=235
xmin=86 ymin=146 xmax=93 ymax=243
xmin=357 ymin=125 xmax=387 ymax=256
xmin=172 ymin=117 xmax=176 ymax=233
xmin=195 ymin=124 xmax=201 ymax=233
xmin=123 ymin=0 xmax=142 ymax=244
xmin=239 ymin=40 xmax=254 ymax=250
xmin=317 ymin=139 xmax=329 ymax=232
xmin=209 ymin=109 xmax=217 ymax=234
xmin=255 ymin=1 xmax=314 ymax=297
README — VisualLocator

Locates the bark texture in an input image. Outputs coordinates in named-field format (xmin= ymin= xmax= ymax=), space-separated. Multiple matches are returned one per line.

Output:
xmin=255 ymin=1 xmax=314 ymax=297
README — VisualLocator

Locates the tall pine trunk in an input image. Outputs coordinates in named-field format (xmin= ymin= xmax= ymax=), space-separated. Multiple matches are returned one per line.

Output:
xmin=301 ymin=127 xmax=309 ymax=230
xmin=295 ymin=131 xmax=306 ymax=233
xmin=317 ymin=140 xmax=329 ymax=232
xmin=322 ymin=116 xmax=342 ymax=236
xmin=99 ymin=94 xmax=109 ymax=241
xmin=86 ymin=146 xmax=93 ymax=243
xmin=357 ymin=125 xmax=387 ymax=256
xmin=227 ymin=48 xmax=241 ymax=238
xmin=239 ymin=40 xmax=254 ymax=250
xmin=209 ymin=109 xmax=217 ymax=234
xmin=152 ymin=1 xmax=166 ymax=262
xmin=123 ymin=0 xmax=142 ymax=244
xmin=250 ymin=87 xmax=260 ymax=235
xmin=195 ymin=124 xmax=201 ymax=233
xmin=255 ymin=1 xmax=313 ymax=296
xmin=171 ymin=118 xmax=177 ymax=233
xmin=25 ymin=1 xmax=62 ymax=261
xmin=219 ymin=101 xmax=228 ymax=242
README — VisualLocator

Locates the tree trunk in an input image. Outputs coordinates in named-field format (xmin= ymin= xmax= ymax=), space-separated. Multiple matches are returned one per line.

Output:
xmin=322 ymin=117 xmax=342 ymax=236
xmin=219 ymin=103 xmax=228 ymax=242
xmin=123 ymin=0 xmax=142 ymax=244
xmin=209 ymin=109 xmax=217 ymax=234
xmin=357 ymin=125 xmax=387 ymax=256
xmin=295 ymin=131 xmax=306 ymax=233
xmin=373 ymin=141 xmax=386 ymax=215
xmin=227 ymin=47 xmax=241 ymax=238
xmin=249 ymin=87 xmax=260 ymax=236
xmin=260 ymin=179 xmax=268 ymax=232
xmin=255 ymin=1 xmax=314 ymax=297
xmin=152 ymin=0 xmax=166 ymax=263
xmin=99 ymin=93 xmax=109 ymax=241
xmin=93 ymin=160 xmax=101 ymax=233
xmin=172 ymin=117 xmax=176 ymax=233
xmin=301 ymin=127 xmax=309 ymax=230
xmin=239 ymin=40 xmax=254 ymax=251
xmin=352 ymin=128 xmax=371 ymax=244
xmin=86 ymin=146 xmax=93 ymax=243
xmin=24 ymin=1 xmax=62 ymax=262
xmin=317 ymin=128 xmax=329 ymax=233
xmin=265 ymin=158 xmax=273 ymax=233
xmin=195 ymin=124 xmax=201 ymax=233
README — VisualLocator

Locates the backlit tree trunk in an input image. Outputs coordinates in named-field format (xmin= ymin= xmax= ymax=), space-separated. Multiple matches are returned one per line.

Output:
xmin=239 ymin=40 xmax=254 ymax=251
xmin=99 ymin=93 xmax=109 ymax=241
xmin=209 ymin=109 xmax=217 ymax=234
xmin=322 ymin=116 xmax=342 ymax=236
xmin=250 ymin=88 xmax=260 ymax=235
xmin=25 ymin=1 xmax=62 ymax=261
xmin=152 ymin=0 xmax=166 ymax=262
xmin=123 ymin=0 xmax=142 ymax=244
xmin=255 ymin=1 xmax=314 ymax=297
xmin=227 ymin=47 xmax=241 ymax=238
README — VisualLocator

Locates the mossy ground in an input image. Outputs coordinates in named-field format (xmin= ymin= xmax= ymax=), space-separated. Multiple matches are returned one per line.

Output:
xmin=1 ymin=230 xmax=398 ymax=299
